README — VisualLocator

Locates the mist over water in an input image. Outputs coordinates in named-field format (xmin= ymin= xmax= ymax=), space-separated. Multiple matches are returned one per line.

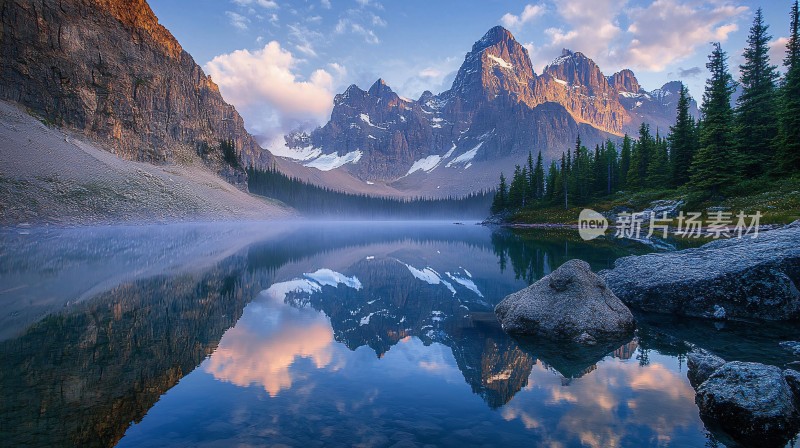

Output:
xmin=1 ymin=221 xmax=797 ymax=447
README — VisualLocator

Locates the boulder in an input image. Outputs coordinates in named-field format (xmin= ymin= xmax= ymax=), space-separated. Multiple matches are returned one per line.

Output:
xmin=785 ymin=369 xmax=800 ymax=404
xmin=781 ymin=341 xmax=800 ymax=357
xmin=686 ymin=348 xmax=726 ymax=388
xmin=600 ymin=223 xmax=800 ymax=320
xmin=696 ymin=361 xmax=800 ymax=447
xmin=494 ymin=259 xmax=635 ymax=343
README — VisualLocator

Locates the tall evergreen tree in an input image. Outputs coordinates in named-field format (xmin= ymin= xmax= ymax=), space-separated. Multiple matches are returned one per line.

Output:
xmin=508 ymin=165 xmax=527 ymax=209
xmin=690 ymin=43 xmax=739 ymax=195
xmin=619 ymin=134 xmax=632 ymax=189
xmin=736 ymin=7 xmax=779 ymax=178
xmin=533 ymin=151 xmax=545 ymax=199
xmin=605 ymin=140 xmax=619 ymax=195
xmin=545 ymin=160 xmax=558 ymax=202
xmin=526 ymin=151 xmax=535 ymax=202
xmin=777 ymin=0 xmax=800 ymax=173
xmin=592 ymin=144 xmax=604 ymax=194
xmin=627 ymin=123 xmax=652 ymax=189
xmin=647 ymin=136 xmax=670 ymax=187
xmin=491 ymin=173 xmax=508 ymax=214
xmin=668 ymin=84 xmax=697 ymax=186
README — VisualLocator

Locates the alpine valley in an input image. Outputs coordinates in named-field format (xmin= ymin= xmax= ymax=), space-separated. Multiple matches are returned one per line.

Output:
xmin=275 ymin=26 xmax=698 ymax=198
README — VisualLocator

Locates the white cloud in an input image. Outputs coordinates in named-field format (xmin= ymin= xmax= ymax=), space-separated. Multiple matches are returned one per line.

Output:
xmin=225 ymin=11 xmax=250 ymax=31
xmin=335 ymin=18 xmax=380 ymax=44
xmin=386 ymin=56 xmax=461 ymax=98
xmin=287 ymin=23 xmax=322 ymax=58
xmin=624 ymin=0 xmax=747 ymax=71
xmin=371 ymin=14 xmax=387 ymax=27
xmin=539 ymin=0 xmax=624 ymax=70
xmin=204 ymin=42 xmax=337 ymax=138
xmin=770 ymin=36 xmax=789 ymax=70
xmin=532 ymin=0 xmax=748 ymax=74
xmin=321 ymin=0 xmax=331 ymax=8
xmin=500 ymin=4 xmax=545 ymax=29
xmin=328 ymin=62 xmax=348 ymax=78
xmin=232 ymin=0 xmax=278 ymax=8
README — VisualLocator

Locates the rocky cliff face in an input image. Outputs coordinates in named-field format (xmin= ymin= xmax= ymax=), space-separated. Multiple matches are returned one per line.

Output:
xmin=0 ymin=0 xmax=273 ymax=186
xmin=279 ymin=26 xmax=697 ymax=196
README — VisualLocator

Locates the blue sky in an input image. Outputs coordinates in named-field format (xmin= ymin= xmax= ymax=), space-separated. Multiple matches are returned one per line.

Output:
xmin=149 ymin=0 xmax=794 ymax=141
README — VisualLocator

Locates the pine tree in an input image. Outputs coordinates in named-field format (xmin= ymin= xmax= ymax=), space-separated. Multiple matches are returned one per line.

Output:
xmin=545 ymin=160 xmax=558 ymax=202
xmin=690 ymin=43 xmax=739 ymax=195
xmin=592 ymin=144 xmax=604 ymax=194
xmin=777 ymin=0 xmax=800 ymax=173
xmin=526 ymin=151 xmax=535 ymax=203
xmin=627 ymin=124 xmax=652 ymax=189
xmin=491 ymin=173 xmax=508 ymax=214
xmin=533 ymin=151 xmax=545 ymax=199
xmin=508 ymin=165 xmax=527 ymax=209
xmin=605 ymin=140 xmax=618 ymax=194
xmin=619 ymin=134 xmax=632 ymax=189
xmin=736 ymin=8 xmax=779 ymax=178
xmin=647 ymin=136 xmax=670 ymax=188
xmin=668 ymin=84 xmax=697 ymax=186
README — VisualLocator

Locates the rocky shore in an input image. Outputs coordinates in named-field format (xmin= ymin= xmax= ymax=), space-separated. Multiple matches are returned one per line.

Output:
xmin=600 ymin=221 xmax=800 ymax=321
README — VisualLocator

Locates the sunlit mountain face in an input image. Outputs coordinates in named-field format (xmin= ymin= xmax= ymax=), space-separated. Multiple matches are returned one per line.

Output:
xmin=1 ymin=222 xmax=797 ymax=447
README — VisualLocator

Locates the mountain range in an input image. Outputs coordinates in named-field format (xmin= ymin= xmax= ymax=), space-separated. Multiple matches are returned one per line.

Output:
xmin=275 ymin=26 xmax=698 ymax=197
xmin=0 ymin=0 xmax=697 ymax=219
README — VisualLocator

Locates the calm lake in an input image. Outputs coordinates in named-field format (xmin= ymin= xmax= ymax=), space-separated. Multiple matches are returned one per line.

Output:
xmin=1 ymin=222 xmax=797 ymax=447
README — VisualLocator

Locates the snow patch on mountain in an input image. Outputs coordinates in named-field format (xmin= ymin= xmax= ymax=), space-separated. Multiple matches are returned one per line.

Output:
xmin=446 ymin=142 xmax=483 ymax=167
xmin=304 ymin=150 xmax=363 ymax=171
xmin=359 ymin=113 xmax=386 ymax=129
xmin=304 ymin=268 xmax=362 ymax=290
xmin=488 ymin=54 xmax=513 ymax=69
xmin=263 ymin=279 xmax=321 ymax=302
xmin=446 ymin=272 xmax=483 ymax=297
xmin=403 ymin=263 xmax=456 ymax=295
xmin=443 ymin=143 xmax=457 ymax=159
xmin=267 ymin=142 xmax=323 ymax=161
xmin=406 ymin=155 xmax=442 ymax=175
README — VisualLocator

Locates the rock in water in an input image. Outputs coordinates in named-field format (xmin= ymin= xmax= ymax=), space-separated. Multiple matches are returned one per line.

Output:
xmin=686 ymin=348 xmax=726 ymax=388
xmin=696 ymin=362 xmax=800 ymax=447
xmin=785 ymin=369 xmax=800 ymax=403
xmin=600 ymin=223 xmax=800 ymax=321
xmin=494 ymin=259 xmax=635 ymax=343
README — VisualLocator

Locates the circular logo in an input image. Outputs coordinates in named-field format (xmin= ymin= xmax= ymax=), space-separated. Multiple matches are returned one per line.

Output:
xmin=578 ymin=209 xmax=608 ymax=241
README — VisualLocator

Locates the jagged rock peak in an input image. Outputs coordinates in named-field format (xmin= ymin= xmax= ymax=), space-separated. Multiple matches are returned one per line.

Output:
xmin=472 ymin=26 xmax=517 ymax=53
xmin=608 ymin=69 xmax=642 ymax=94
xmin=368 ymin=78 xmax=394 ymax=97
xmin=547 ymin=48 xmax=576 ymax=67
xmin=334 ymin=84 xmax=366 ymax=104
xmin=543 ymin=48 xmax=612 ymax=96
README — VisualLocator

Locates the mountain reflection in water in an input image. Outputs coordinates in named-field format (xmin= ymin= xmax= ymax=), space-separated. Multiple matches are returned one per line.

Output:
xmin=1 ymin=222 xmax=797 ymax=447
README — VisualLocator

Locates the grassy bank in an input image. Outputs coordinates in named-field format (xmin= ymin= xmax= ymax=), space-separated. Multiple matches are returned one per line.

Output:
xmin=506 ymin=175 xmax=800 ymax=226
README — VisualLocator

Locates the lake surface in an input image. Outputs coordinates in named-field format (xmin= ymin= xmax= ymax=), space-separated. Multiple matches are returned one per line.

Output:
xmin=1 ymin=222 xmax=798 ymax=447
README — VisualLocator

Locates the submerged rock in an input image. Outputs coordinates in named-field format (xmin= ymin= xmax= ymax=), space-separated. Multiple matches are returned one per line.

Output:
xmin=600 ymin=222 xmax=800 ymax=321
xmin=494 ymin=259 xmax=635 ymax=343
xmin=687 ymin=349 xmax=800 ymax=445
xmin=695 ymin=361 xmax=800 ymax=447
xmin=781 ymin=341 xmax=800 ymax=357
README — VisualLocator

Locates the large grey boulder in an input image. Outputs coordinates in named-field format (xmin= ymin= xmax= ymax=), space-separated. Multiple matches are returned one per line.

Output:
xmin=695 ymin=361 xmax=800 ymax=447
xmin=785 ymin=369 xmax=800 ymax=404
xmin=686 ymin=348 xmax=726 ymax=388
xmin=494 ymin=259 xmax=635 ymax=343
xmin=600 ymin=222 xmax=800 ymax=320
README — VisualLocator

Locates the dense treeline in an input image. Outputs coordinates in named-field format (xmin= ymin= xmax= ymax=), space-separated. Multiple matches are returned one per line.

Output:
xmin=247 ymin=166 xmax=493 ymax=219
xmin=492 ymin=3 xmax=800 ymax=214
